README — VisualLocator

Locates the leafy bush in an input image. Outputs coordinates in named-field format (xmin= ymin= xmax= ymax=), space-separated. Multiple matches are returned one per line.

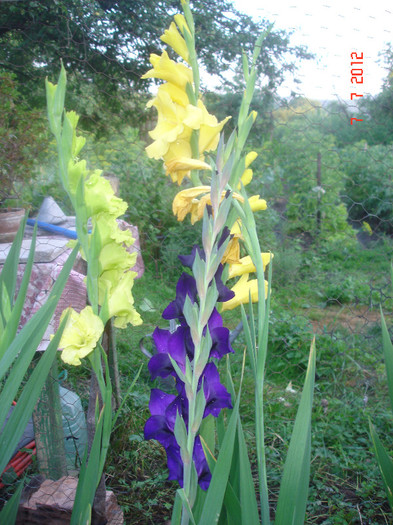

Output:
xmin=341 ymin=142 xmax=393 ymax=235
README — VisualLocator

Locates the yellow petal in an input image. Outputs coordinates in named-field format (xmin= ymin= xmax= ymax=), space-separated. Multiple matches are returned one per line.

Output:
xmin=248 ymin=195 xmax=267 ymax=212
xmin=228 ymin=253 xmax=274 ymax=279
xmin=239 ymin=168 xmax=253 ymax=187
xmin=160 ymin=21 xmax=190 ymax=63
xmin=141 ymin=51 xmax=193 ymax=89
xmin=59 ymin=306 xmax=104 ymax=366
xmin=221 ymin=274 xmax=268 ymax=311
xmin=172 ymin=186 xmax=211 ymax=221
xmin=245 ymin=151 xmax=258 ymax=168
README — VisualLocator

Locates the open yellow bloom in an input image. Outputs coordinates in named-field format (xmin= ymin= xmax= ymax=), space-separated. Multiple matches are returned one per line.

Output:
xmin=147 ymin=82 xmax=189 ymax=108
xmin=84 ymin=171 xmax=127 ymax=218
xmin=183 ymin=100 xmax=231 ymax=152
xmin=172 ymin=187 xmax=244 ymax=223
xmin=228 ymin=253 xmax=273 ymax=279
xmin=161 ymin=21 xmax=190 ymax=63
xmin=141 ymin=51 xmax=193 ymax=89
xmin=58 ymin=306 xmax=104 ymax=366
xmin=172 ymin=186 xmax=211 ymax=222
xmin=145 ymin=89 xmax=188 ymax=159
xmin=221 ymin=274 xmax=268 ymax=311
xmin=99 ymin=269 xmax=142 ymax=329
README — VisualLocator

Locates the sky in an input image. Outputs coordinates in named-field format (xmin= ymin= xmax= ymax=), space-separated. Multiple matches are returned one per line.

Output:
xmin=229 ymin=0 xmax=392 ymax=101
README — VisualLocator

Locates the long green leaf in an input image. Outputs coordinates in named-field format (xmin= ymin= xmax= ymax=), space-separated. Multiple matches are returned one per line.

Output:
xmin=369 ymin=420 xmax=393 ymax=511
xmin=381 ymin=307 xmax=393 ymax=414
xmin=275 ymin=338 xmax=316 ymax=525
xmin=171 ymin=490 xmax=183 ymax=525
xmin=198 ymin=393 xmax=241 ymax=525
xmin=237 ymin=417 xmax=260 ymax=524
xmin=71 ymin=402 xmax=105 ymax=525
xmin=0 ymin=225 xmax=37 ymax=357
xmin=0 ymin=314 xmax=68 ymax=474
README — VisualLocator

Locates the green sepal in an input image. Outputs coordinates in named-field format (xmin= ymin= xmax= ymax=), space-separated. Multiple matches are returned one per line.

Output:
xmin=193 ymin=249 xmax=207 ymax=301
xmin=174 ymin=412 xmax=189 ymax=459
xmin=192 ymin=387 xmax=207 ymax=435
xmin=200 ymin=281 xmax=218 ymax=328
xmin=183 ymin=294 xmax=200 ymax=345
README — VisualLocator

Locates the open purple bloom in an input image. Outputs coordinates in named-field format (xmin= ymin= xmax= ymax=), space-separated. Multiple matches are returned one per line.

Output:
xmin=162 ymin=273 xmax=197 ymax=321
xmin=144 ymin=389 xmax=177 ymax=448
xmin=208 ymin=309 xmax=233 ymax=359
xmin=202 ymin=363 xmax=233 ymax=418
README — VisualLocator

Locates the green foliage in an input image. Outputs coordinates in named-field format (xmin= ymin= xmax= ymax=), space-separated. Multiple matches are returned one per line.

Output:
xmin=257 ymin=105 xmax=357 ymax=247
xmin=0 ymin=70 xmax=46 ymax=206
xmin=341 ymin=142 xmax=393 ymax=235
xmin=0 ymin=0 xmax=310 ymax=136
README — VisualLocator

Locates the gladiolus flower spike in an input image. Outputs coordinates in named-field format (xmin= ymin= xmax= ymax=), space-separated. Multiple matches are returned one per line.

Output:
xmin=144 ymin=245 xmax=234 ymax=489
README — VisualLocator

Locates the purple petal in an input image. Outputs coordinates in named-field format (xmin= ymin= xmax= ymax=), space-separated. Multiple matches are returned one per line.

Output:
xmin=178 ymin=245 xmax=205 ymax=269
xmin=215 ymin=264 xmax=235 ymax=302
xmin=152 ymin=327 xmax=171 ymax=353
xmin=217 ymin=227 xmax=231 ymax=250
xmin=210 ymin=326 xmax=233 ymax=359
xmin=148 ymin=353 xmax=174 ymax=379
xmin=202 ymin=363 xmax=232 ymax=417
xmin=166 ymin=444 xmax=183 ymax=486
xmin=144 ymin=415 xmax=176 ymax=449
xmin=163 ymin=273 xmax=197 ymax=320
xmin=166 ymin=392 xmax=189 ymax=430
xmin=193 ymin=436 xmax=211 ymax=490
xmin=149 ymin=388 xmax=176 ymax=415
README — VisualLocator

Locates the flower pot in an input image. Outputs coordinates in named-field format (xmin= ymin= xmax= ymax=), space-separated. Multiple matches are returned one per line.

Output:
xmin=0 ymin=208 xmax=25 ymax=243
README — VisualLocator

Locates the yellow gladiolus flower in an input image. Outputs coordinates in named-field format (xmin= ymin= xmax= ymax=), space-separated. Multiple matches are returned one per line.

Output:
xmin=172 ymin=186 xmax=211 ymax=222
xmin=183 ymin=100 xmax=230 ymax=153
xmin=99 ymin=241 xmax=137 ymax=274
xmin=228 ymin=253 xmax=274 ymax=279
xmin=173 ymin=187 xmax=244 ymax=223
xmin=99 ymin=269 xmax=142 ymax=329
xmin=221 ymin=274 xmax=268 ymax=311
xmin=145 ymin=90 xmax=188 ymax=159
xmin=161 ymin=21 xmax=190 ymax=63
xmin=58 ymin=306 xmax=104 ymax=366
xmin=141 ymin=51 xmax=193 ymax=89
xmin=84 ymin=171 xmax=127 ymax=218
xmin=221 ymin=220 xmax=242 ymax=265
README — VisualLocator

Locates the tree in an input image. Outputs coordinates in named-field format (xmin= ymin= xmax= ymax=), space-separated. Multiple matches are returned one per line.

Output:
xmin=0 ymin=0 xmax=310 ymax=135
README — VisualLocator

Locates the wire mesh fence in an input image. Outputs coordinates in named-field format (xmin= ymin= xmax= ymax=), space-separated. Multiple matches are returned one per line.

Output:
xmin=1 ymin=0 xmax=393 ymax=523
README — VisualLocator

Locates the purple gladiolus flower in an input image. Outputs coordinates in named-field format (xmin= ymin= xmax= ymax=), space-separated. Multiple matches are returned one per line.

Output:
xmin=145 ymin=244 xmax=234 ymax=490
